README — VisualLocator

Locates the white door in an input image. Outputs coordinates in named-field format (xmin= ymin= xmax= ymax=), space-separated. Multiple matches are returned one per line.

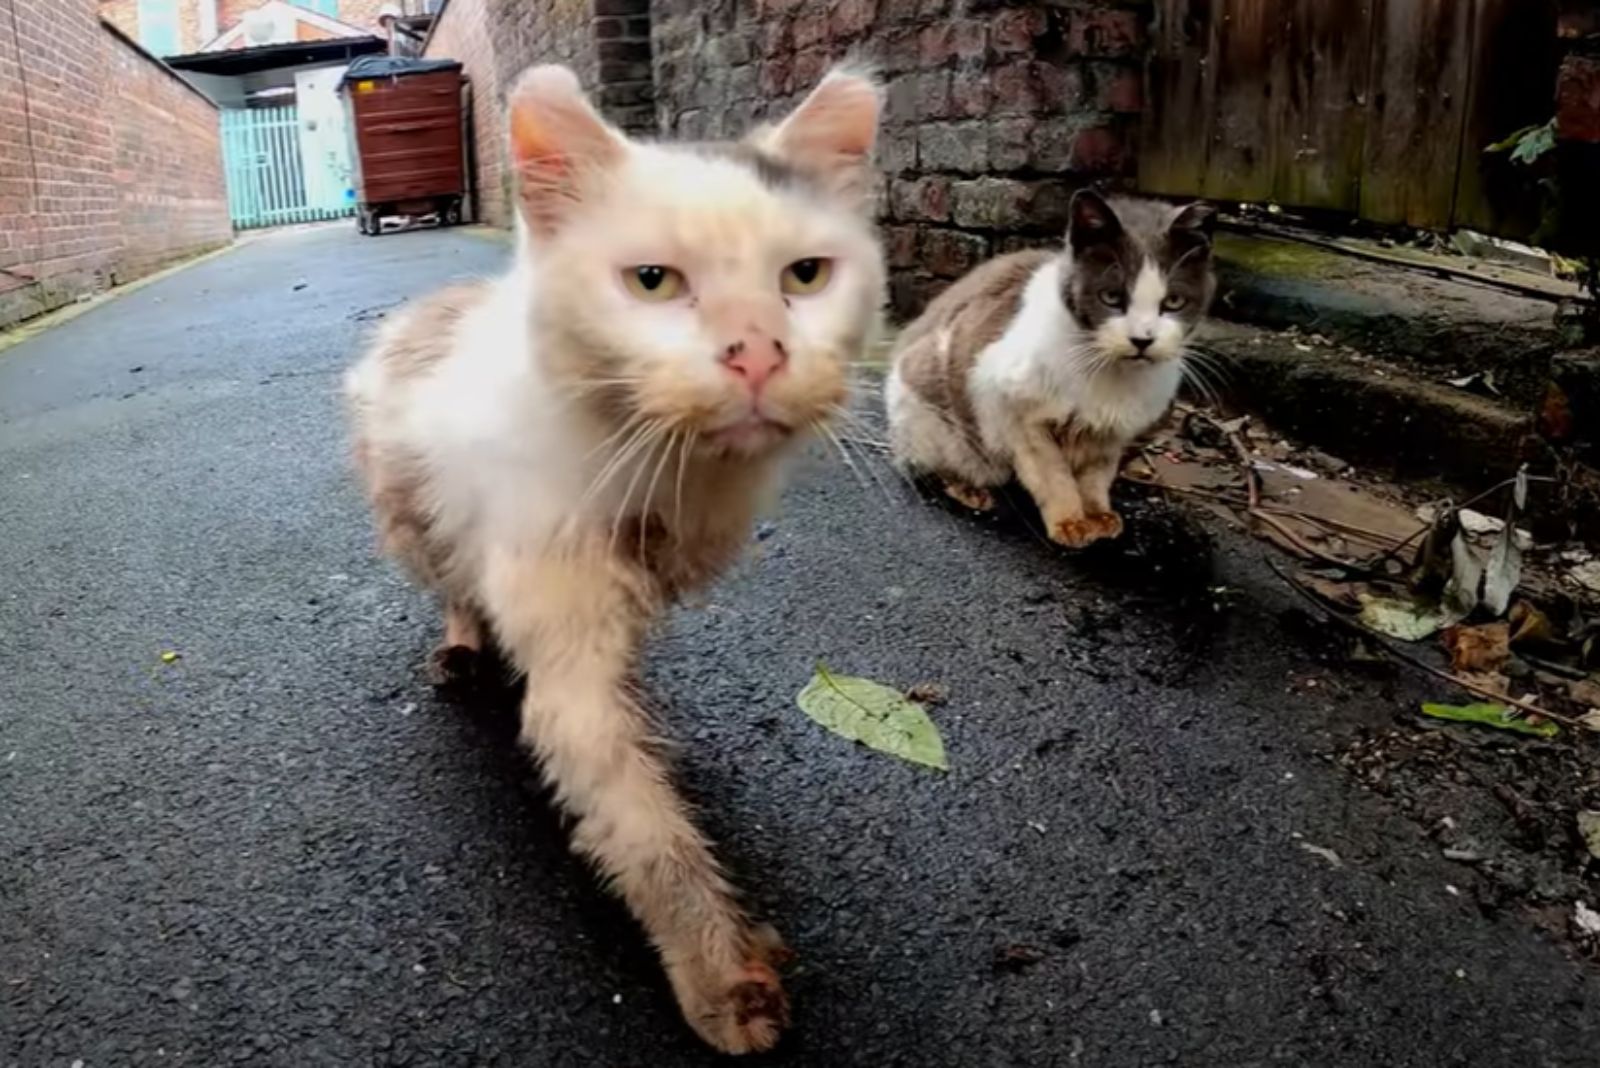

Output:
xmin=295 ymin=66 xmax=354 ymax=217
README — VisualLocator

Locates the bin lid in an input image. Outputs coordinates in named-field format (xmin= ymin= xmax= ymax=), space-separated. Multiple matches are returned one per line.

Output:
xmin=339 ymin=55 xmax=463 ymax=89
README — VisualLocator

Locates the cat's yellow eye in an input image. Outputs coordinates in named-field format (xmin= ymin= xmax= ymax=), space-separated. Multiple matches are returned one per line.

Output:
xmin=623 ymin=265 xmax=686 ymax=302
xmin=781 ymin=258 xmax=833 ymax=296
xmin=1161 ymin=294 xmax=1188 ymax=312
xmin=1099 ymin=288 xmax=1126 ymax=309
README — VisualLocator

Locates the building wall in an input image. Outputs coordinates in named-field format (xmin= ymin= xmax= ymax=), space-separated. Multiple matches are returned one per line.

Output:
xmin=651 ymin=0 xmax=1147 ymax=315
xmin=101 ymin=0 xmax=390 ymax=56
xmin=424 ymin=0 xmax=656 ymax=228
xmin=106 ymin=28 xmax=232 ymax=281
xmin=422 ymin=0 xmax=1145 ymax=314
xmin=0 ymin=3 xmax=231 ymax=330
xmin=424 ymin=0 xmax=508 ymax=226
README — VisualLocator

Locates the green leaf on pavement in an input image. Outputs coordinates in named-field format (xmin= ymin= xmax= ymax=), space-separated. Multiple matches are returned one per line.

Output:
xmin=1577 ymin=811 xmax=1600 ymax=860
xmin=797 ymin=664 xmax=949 ymax=770
xmin=1420 ymin=701 xmax=1558 ymax=739
xmin=1358 ymin=593 xmax=1449 ymax=642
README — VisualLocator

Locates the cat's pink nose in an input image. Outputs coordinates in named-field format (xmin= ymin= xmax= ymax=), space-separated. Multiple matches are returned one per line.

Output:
xmin=721 ymin=335 xmax=787 ymax=393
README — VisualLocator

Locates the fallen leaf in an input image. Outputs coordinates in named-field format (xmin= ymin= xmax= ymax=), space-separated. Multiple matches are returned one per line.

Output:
xmin=798 ymin=664 xmax=949 ymax=770
xmin=1508 ymin=601 xmax=1557 ymax=647
xmin=1298 ymin=842 xmax=1344 ymax=868
xmin=1567 ymin=677 xmax=1600 ymax=709
xmin=159 ymin=651 xmax=181 ymax=664
xmin=1575 ymin=901 xmax=1600 ymax=939
xmin=1442 ymin=531 xmax=1484 ymax=621
xmin=1419 ymin=701 xmax=1559 ymax=738
xmin=1571 ymin=561 xmax=1600 ymax=595
xmin=1458 ymin=509 xmax=1504 ymax=536
xmin=1441 ymin=623 xmax=1510 ymax=674
xmin=1578 ymin=811 xmax=1600 ymax=860
xmin=1359 ymin=592 xmax=1449 ymax=641
xmin=1579 ymin=710 xmax=1600 ymax=733
xmin=1297 ymin=572 xmax=1362 ymax=611
xmin=1481 ymin=516 xmax=1523 ymax=618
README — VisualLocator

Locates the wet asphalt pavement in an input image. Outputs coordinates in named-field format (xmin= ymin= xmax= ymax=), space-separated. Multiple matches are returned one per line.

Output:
xmin=3 ymin=225 xmax=1598 ymax=1067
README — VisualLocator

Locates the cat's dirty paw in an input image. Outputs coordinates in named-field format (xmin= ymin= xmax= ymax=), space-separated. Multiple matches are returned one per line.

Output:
xmin=672 ymin=955 xmax=791 ymax=1055
xmin=942 ymin=480 xmax=996 ymax=512
xmin=429 ymin=643 xmax=483 ymax=688
xmin=1049 ymin=515 xmax=1101 ymax=549
xmin=1051 ymin=511 xmax=1123 ymax=548
xmin=1085 ymin=510 xmax=1124 ymax=541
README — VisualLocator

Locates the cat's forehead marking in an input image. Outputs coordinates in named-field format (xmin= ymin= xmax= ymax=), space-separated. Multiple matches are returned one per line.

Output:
xmin=676 ymin=142 xmax=813 ymax=194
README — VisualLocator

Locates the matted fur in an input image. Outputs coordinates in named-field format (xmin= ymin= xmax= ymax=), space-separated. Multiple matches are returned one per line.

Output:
xmin=887 ymin=191 xmax=1215 ymax=547
xmin=345 ymin=64 xmax=884 ymax=1055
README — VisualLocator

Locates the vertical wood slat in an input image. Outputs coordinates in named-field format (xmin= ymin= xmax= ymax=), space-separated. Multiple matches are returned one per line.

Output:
xmin=1358 ymin=0 xmax=1475 ymax=228
xmin=1203 ymin=0 xmax=1279 ymax=203
xmin=1268 ymin=0 xmax=1374 ymax=212
xmin=1136 ymin=0 xmax=1219 ymax=199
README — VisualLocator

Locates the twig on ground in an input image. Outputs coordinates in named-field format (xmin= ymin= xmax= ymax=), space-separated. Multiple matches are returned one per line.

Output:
xmin=1266 ymin=555 xmax=1579 ymax=729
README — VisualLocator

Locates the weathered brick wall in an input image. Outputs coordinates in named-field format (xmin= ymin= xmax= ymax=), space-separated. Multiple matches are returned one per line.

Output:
xmin=651 ymin=0 xmax=1148 ymax=315
xmin=2 ymin=1 xmax=120 ymax=327
xmin=425 ymin=0 xmax=657 ymax=227
xmin=425 ymin=0 xmax=509 ymax=225
xmin=105 ymin=27 xmax=232 ymax=281
xmin=0 ymin=3 xmax=230 ymax=330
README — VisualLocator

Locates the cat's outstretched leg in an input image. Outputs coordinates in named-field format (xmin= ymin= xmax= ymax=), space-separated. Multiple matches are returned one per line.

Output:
xmin=1010 ymin=424 xmax=1102 ymax=548
xmin=1074 ymin=455 xmax=1125 ymax=542
xmin=484 ymin=545 xmax=788 ymax=1055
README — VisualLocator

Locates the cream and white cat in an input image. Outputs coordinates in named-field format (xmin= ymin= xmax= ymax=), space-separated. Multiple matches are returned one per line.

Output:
xmin=345 ymin=65 xmax=885 ymax=1054
xmin=886 ymin=191 xmax=1216 ymax=547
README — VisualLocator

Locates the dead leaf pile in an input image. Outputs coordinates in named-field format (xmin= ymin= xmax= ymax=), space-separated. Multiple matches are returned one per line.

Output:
xmin=1132 ymin=406 xmax=1600 ymax=736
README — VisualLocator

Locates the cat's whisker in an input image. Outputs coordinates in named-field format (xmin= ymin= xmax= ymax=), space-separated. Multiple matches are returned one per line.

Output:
xmin=578 ymin=418 xmax=660 ymax=518
xmin=608 ymin=422 xmax=671 ymax=557
xmin=672 ymin=430 xmax=695 ymax=541
xmin=814 ymin=421 xmax=874 ymax=498
xmin=638 ymin=429 xmax=679 ymax=559
xmin=820 ymin=419 xmax=896 ymax=505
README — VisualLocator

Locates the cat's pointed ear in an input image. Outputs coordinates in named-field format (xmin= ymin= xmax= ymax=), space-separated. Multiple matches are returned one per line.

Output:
xmin=761 ymin=67 xmax=881 ymax=204
xmin=1170 ymin=201 xmax=1218 ymax=241
xmin=507 ymin=65 xmax=627 ymax=236
xmin=1067 ymin=189 xmax=1121 ymax=254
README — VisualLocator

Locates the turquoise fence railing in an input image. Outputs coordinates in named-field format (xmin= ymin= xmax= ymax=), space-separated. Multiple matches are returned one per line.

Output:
xmin=220 ymin=106 xmax=353 ymax=230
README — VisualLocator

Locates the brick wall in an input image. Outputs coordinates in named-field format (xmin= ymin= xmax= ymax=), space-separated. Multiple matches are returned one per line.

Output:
xmin=105 ymin=26 xmax=232 ymax=281
xmin=425 ymin=0 xmax=657 ymax=227
xmin=651 ymin=0 xmax=1148 ymax=316
xmin=0 ymin=2 xmax=231 ymax=330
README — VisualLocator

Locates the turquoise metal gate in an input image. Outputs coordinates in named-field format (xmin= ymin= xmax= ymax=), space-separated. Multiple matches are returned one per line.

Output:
xmin=221 ymin=107 xmax=354 ymax=230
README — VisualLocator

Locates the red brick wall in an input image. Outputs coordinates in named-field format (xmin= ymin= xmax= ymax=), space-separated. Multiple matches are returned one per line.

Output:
xmin=425 ymin=0 xmax=657 ymax=227
xmin=0 ymin=2 xmax=230 ymax=330
xmin=424 ymin=0 xmax=509 ymax=226
xmin=105 ymin=27 xmax=232 ymax=281
xmin=651 ymin=0 xmax=1149 ymax=316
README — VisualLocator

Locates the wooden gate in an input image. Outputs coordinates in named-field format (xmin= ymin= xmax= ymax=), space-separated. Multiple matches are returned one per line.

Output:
xmin=1138 ymin=0 xmax=1561 ymax=236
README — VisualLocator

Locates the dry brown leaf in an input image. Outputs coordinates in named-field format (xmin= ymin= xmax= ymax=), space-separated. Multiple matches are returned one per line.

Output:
xmin=1508 ymin=600 xmax=1557 ymax=647
xmin=1442 ymin=623 xmax=1511 ymax=675
xmin=1295 ymin=573 xmax=1363 ymax=611
xmin=1567 ymin=677 xmax=1600 ymax=711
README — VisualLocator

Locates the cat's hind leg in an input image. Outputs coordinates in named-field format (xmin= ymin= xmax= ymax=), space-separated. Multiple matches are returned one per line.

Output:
xmin=484 ymin=544 xmax=789 ymax=1055
xmin=885 ymin=365 xmax=1004 ymax=510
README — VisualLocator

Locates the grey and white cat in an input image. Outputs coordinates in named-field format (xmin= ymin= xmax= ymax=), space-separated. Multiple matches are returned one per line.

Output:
xmin=886 ymin=190 xmax=1216 ymax=546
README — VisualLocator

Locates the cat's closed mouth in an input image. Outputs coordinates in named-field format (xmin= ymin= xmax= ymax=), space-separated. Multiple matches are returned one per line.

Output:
xmin=707 ymin=413 xmax=791 ymax=450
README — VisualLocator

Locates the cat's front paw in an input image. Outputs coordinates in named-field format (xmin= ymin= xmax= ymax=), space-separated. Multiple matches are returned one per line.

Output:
xmin=1086 ymin=510 xmax=1124 ymax=541
xmin=942 ymin=479 xmax=997 ymax=512
xmin=670 ymin=955 xmax=790 ymax=1055
xmin=1050 ymin=511 xmax=1123 ymax=548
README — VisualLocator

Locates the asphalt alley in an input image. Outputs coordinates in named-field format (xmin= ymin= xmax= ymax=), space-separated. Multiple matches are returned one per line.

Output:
xmin=3 ymin=224 xmax=1596 ymax=1066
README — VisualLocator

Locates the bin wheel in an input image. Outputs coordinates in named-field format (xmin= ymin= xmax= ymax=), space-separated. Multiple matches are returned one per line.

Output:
xmin=443 ymin=201 xmax=462 ymax=226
